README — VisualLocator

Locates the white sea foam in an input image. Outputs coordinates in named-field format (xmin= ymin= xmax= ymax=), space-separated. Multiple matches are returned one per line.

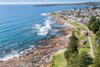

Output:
xmin=30 ymin=45 xmax=35 ymax=48
xmin=0 ymin=45 xmax=35 ymax=61
xmin=33 ymin=18 xmax=52 ymax=36
xmin=56 ymin=11 xmax=61 ymax=12
xmin=40 ymin=13 xmax=50 ymax=16
xmin=40 ymin=13 xmax=47 ymax=16
xmin=0 ymin=51 xmax=19 ymax=61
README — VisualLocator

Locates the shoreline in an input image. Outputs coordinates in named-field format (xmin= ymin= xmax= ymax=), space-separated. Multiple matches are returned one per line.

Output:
xmin=34 ymin=2 xmax=100 ymax=6
xmin=0 ymin=7 xmax=99 ymax=67
xmin=0 ymin=13 xmax=65 ymax=61
xmin=0 ymin=13 xmax=73 ymax=67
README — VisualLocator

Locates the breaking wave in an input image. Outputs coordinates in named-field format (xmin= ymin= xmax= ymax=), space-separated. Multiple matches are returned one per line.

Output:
xmin=0 ymin=51 xmax=19 ymax=61
xmin=40 ymin=13 xmax=50 ymax=16
xmin=0 ymin=45 xmax=35 ymax=61
xmin=33 ymin=17 xmax=52 ymax=36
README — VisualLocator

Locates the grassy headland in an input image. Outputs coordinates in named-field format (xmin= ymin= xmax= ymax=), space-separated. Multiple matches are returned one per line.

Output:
xmin=51 ymin=7 xmax=100 ymax=67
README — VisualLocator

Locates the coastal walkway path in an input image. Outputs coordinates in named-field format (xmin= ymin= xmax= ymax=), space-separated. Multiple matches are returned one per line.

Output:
xmin=88 ymin=36 xmax=95 ymax=58
xmin=54 ymin=14 xmax=95 ymax=58
xmin=67 ymin=17 xmax=95 ymax=58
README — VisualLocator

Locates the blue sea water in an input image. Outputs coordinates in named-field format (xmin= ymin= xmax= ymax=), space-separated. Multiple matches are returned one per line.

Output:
xmin=0 ymin=5 xmax=88 ymax=60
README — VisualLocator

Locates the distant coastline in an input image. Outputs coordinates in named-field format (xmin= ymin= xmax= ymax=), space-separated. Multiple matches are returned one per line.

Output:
xmin=34 ymin=2 xmax=100 ymax=6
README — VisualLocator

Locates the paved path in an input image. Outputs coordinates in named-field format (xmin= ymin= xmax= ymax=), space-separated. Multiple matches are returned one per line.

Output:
xmin=67 ymin=17 xmax=95 ymax=58
xmin=75 ymin=20 xmax=95 ymax=58
xmin=88 ymin=36 xmax=95 ymax=58
xmin=76 ymin=20 xmax=95 ymax=58
xmin=79 ymin=22 xmax=95 ymax=58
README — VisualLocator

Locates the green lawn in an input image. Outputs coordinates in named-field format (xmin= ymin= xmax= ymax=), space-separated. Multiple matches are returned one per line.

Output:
xmin=51 ymin=50 xmax=67 ymax=67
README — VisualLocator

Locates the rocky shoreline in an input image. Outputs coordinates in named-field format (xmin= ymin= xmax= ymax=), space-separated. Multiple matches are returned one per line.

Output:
xmin=1 ymin=7 xmax=99 ymax=67
xmin=0 ymin=13 xmax=73 ymax=67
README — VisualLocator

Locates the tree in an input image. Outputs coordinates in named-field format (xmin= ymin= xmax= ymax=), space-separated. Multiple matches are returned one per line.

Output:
xmin=93 ymin=28 xmax=100 ymax=67
xmin=78 ymin=51 xmax=93 ymax=67
xmin=92 ymin=46 xmax=100 ymax=67
xmin=65 ymin=52 xmax=79 ymax=67
xmin=88 ymin=16 xmax=100 ymax=33
xmin=67 ymin=52 xmax=93 ymax=67
xmin=68 ymin=52 xmax=78 ymax=65
xmin=64 ymin=32 xmax=79 ymax=61
xmin=88 ymin=16 xmax=95 ymax=30
xmin=96 ymin=28 xmax=100 ymax=46
xmin=90 ymin=21 xmax=99 ymax=33
xmin=88 ymin=17 xmax=100 ymax=67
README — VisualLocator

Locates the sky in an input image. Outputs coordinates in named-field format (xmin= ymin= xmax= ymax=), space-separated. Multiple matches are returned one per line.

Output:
xmin=0 ymin=0 xmax=100 ymax=4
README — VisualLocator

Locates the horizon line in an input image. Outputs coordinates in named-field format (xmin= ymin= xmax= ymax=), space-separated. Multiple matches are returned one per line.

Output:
xmin=0 ymin=1 xmax=99 ymax=5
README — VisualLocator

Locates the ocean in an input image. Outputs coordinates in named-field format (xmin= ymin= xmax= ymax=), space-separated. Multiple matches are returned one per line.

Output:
xmin=0 ymin=5 xmax=88 ymax=60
